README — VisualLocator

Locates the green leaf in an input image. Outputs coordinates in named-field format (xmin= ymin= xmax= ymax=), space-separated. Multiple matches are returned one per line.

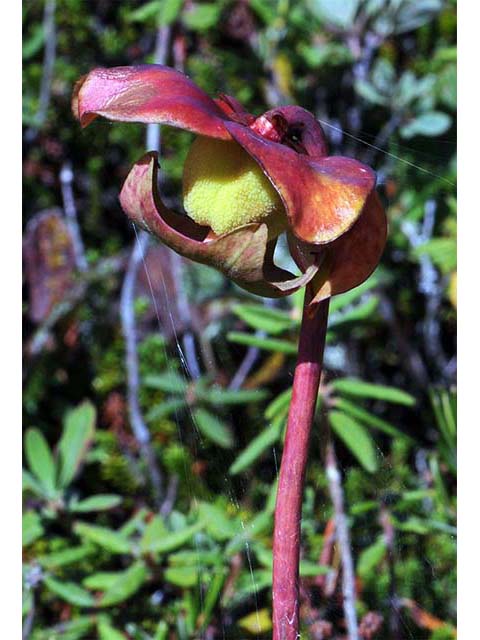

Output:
xmin=43 ymin=577 xmax=95 ymax=607
xmin=193 ymin=408 xmax=234 ymax=449
xmin=22 ymin=469 xmax=45 ymax=496
xmin=143 ymin=371 xmax=187 ymax=394
xmin=23 ymin=511 xmax=44 ymax=546
xmin=413 ymin=238 xmax=457 ymax=274
xmin=98 ymin=620 xmax=127 ymax=640
xmin=335 ymin=398 xmax=413 ymax=441
xmin=227 ymin=332 xmax=298 ymax=355
xmin=329 ymin=411 xmax=378 ymax=473
xmin=198 ymin=502 xmax=241 ymax=540
xmin=309 ymin=0 xmax=359 ymax=28
xmin=354 ymin=79 xmax=389 ymax=106
xmin=249 ymin=0 xmax=277 ymax=24
xmin=164 ymin=565 xmax=199 ymax=588
xmin=70 ymin=494 xmax=122 ymax=513
xmin=332 ymin=378 xmax=416 ymax=406
xmin=201 ymin=569 xmax=227 ymax=627
xmin=58 ymin=401 xmax=96 ymax=488
xmin=83 ymin=572 xmax=121 ymax=591
xmin=183 ymin=3 xmax=221 ymax=31
xmin=329 ymin=296 xmax=379 ymax=328
xmin=264 ymin=388 xmax=292 ymax=421
xmin=140 ymin=515 xmax=168 ymax=554
xmin=198 ymin=386 xmax=269 ymax=406
xmin=39 ymin=545 xmax=95 ymax=569
xmin=357 ymin=537 xmax=387 ymax=578
xmin=73 ymin=522 xmax=131 ymax=555
xmin=23 ymin=24 xmax=45 ymax=60
xmin=393 ymin=0 xmax=443 ymax=34
xmin=329 ymin=276 xmax=380 ymax=313
xmin=146 ymin=523 xmax=203 ymax=555
xmin=24 ymin=428 xmax=57 ymax=496
xmin=125 ymin=0 xmax=161 ymax=23
xmin=169 ymin=550 xmax=223 ymax=567
xmin=400 ymin=111 xmax=452 ymax=139
xmin=35 ymin=616 xmax=94 ymax=640
xmin=153 ymin=621 xmax=169 ymax=640
xmin=232 ymin=304 xmax=296 ymax=335
xmin=146 ymin=398 xmax=187 ymax=421
xmin=159 ymin=0 xmax=184 ymax=25
xmin=99 ymin=562 xmax=147 ymax=607
xmin=229 ymin=417 xmax=284 ymax=475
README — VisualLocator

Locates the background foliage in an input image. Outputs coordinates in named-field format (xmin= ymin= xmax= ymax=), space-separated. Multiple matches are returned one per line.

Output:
xmin=23 ymin=1 xmax=456 ymax=638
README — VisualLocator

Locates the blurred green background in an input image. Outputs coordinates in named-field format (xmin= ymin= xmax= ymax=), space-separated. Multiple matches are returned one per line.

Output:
xmin=23 ymin=1 xmax=456 ymax=639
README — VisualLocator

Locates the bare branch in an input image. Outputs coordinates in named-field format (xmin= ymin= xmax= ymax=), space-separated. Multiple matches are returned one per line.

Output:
xmin=35 ymin=0 xmax=57 ymax=130
xmin=120 ymin=231 xmax=163 ymax=505
xmin=60 ymin=162 xmax=88 ymax=272
xmin=326 ymin=442 xmax=359 ymax=640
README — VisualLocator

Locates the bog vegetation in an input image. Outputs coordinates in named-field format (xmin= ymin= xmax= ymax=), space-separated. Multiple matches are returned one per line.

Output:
xmin=23 ymin=1 xmax=456 ymax=638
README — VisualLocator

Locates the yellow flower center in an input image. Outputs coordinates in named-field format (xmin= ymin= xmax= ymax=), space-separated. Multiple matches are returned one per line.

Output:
xmin=182 ymin=136 xmax=286 ymax=237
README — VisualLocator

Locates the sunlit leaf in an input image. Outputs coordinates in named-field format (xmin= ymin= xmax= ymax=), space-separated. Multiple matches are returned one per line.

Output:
xmin=43 ymin=577 xmax=95 ymax=608
xmin=23 ymin=511 xmax=44 ymax=547
xmin=73 ymin=522 xmax=131 ymax=554
xmin=70 ymin=494 xmax=122 ymax=513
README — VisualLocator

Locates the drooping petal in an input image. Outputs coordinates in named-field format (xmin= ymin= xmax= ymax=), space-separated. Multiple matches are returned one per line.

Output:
xmin=225 ymin=122 xmax=376 ymax=245
xmin=73 ymin=65 xmax=231 ymax=139
xmin=119 ymin=153 xmax=319 ymax=298
xmin=289 ymin=191 xmax=387 ymax=304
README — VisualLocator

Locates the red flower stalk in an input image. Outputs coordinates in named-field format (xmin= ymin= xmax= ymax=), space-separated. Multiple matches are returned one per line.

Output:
xmin=72 ymin=64 xmax=387 ymax=638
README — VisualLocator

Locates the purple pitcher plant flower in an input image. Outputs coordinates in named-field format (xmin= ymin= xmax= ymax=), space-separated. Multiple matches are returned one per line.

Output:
xmin=73 ymin=65 xmax=386 ymax=309
xmin=73 ymin=64 xmax=387 ymax=640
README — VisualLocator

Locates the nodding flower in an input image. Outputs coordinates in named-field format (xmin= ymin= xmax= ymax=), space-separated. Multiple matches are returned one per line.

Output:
xmin=73 ymin=64 xmax=387 ymax=307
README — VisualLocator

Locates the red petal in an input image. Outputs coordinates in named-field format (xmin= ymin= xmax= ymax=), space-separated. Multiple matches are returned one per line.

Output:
xmin=294 ymin=191 xmax=387 ymax=304
xmin=225 ymin=122 xmax=376 ymax=245
xmin=73 ymin=65 xmax=231 ymax=139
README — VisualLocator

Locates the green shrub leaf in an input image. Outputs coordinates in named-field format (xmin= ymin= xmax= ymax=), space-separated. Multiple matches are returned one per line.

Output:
xmin=58 ymin=401 xmax=96 ymax=488
xmin=332 ymin=378 xmax=416 ymax=406
xmin=25 ymin=428 xmax=57 ymax=496
xmin=193 ymin=408 xmax=234 ymax=449
xmin=329 ymin=411 xmax=378 ymax=473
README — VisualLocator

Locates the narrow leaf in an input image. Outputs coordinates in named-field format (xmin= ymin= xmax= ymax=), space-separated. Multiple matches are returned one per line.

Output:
xmin=43 ymin=577 xmax=95 ymax=607
xmin=329 ymin=411 xmax=378 ymax=473
xmin=227 ymin=331 xmax=297 ymax=355
xmin=232 ymin=304 xmax=297 ymax=334
xmin=74 ymin=522 xmax=131 ymax=554
xmin=193 ymin=408 xmax=234 ymax=449
xmin=332 ymin=378 xmax=416 ymax=406
xmin=58 ymin=401 xmax=96 ymax=488
xmin=70 ymin=494 xmax=122 ymax=513
xmin=229 ymin=418 xmax=284 ymax=475
xmin=25 ymin=428 xmax=57 ymax=496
